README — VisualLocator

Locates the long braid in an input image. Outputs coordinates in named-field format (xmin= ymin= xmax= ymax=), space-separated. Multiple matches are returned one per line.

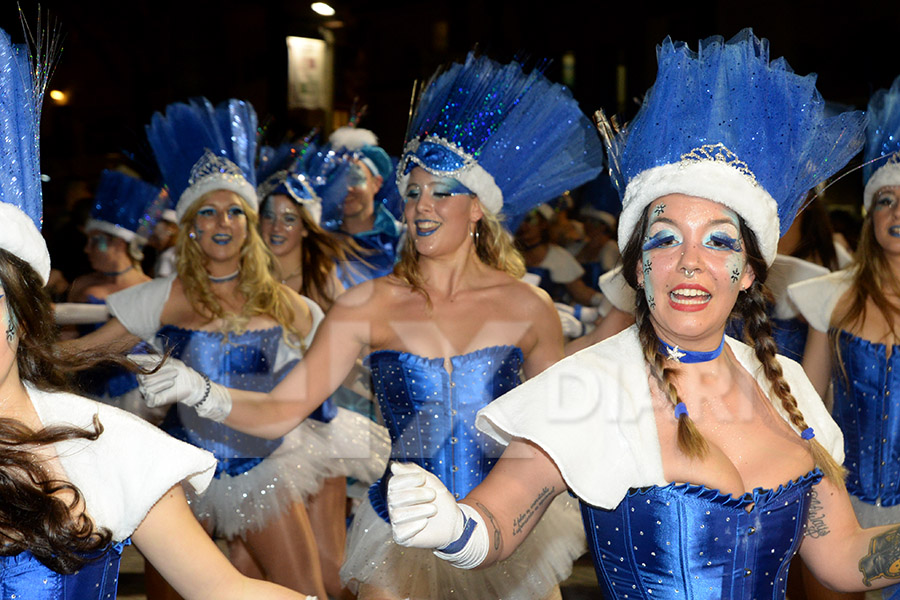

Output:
xmin=737 ymin=234 xmax=847 ymax=487
xmin=635 ymin=293 xmax=709 ymax=458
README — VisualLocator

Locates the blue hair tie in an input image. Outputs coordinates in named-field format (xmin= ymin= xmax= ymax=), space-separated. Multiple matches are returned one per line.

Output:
xmin=801 ymin=427 xmax=815 ymax=441
xmin=674 ymin=402 xmax=689 ymax=419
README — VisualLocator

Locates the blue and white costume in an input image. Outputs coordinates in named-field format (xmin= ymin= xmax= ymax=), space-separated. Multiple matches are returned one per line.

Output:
xmin=0 ymin=385 xmax=215 ymax=599
xmin=476 ymin=327 xmax=844 ymax=599
xmin=107 ymin=274 xmax=389 ymax=538
xmin=340 ymin=345 xmax=585 ymax=599
xmin=789 ymin=270 xmax=900 ymax=528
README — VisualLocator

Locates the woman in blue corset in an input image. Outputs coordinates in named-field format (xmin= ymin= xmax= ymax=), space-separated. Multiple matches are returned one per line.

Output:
xmin=789 ymin=74 xmax=900 ymax=600
xmin=0 ymin=24 xmax=309 ymax=600
xmin=138 ymin=53 xmax=604 ymax=599
xmin=383 ymin=32 xmax=900 ymax=599
xmin=67 ymin=98 xmax=387 ymax=599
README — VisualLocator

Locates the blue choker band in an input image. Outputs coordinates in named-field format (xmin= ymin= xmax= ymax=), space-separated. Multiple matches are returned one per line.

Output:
xmin=659 ymin=336 xmax=725 ymax=364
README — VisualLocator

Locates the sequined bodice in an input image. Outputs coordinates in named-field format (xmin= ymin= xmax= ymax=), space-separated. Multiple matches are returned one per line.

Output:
xmin=832 ymin=330 xmax=900 ymax=505
xmin=0 ymin=541 xmax=127 ymax=599
xmin=157 ymin=324 xmax=335 ymax=477
xmin=580 ymin=470 xmax=820 ymax=599
xmin=366 ymin=345 xmax=523 ymax=519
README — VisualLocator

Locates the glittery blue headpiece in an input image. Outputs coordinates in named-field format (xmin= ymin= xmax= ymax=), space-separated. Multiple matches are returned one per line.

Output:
xmin=87 ymin=170 xmax=166 ymax=243
xmin=146 ymin=98 xmax=258 ymax=222
xmin=863 ymin=75 xmax=900 ymax=210
xmin=398 ymin=52 xmax=603 ymax=225
xmin=0 ymin=27 xmax=54 ymax=283
xmin=257 ymin=141 xmax=323 ymax=225
xmin=603 ymin=30 xmax=866 ymax=265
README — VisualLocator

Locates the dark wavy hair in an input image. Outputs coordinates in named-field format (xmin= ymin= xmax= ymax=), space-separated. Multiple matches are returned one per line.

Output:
xmin=0 ymin=248 xmax=139 ymax=572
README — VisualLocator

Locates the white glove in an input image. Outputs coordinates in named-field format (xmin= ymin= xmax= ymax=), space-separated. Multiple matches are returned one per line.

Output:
xmin=556 ymin=307 xmax=586 ymax=339
xmin=387 ymin=462 xmax=488 ymax=569
xmin=129 ymin=354 xmax=233 ymax=422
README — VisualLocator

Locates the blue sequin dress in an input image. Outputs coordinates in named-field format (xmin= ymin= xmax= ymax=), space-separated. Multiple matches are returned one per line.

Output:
xmin=106 ymin=275 xmax=390 ymax=538
xmin=475 ymin=327 xmax=845 ymax=600
xmin=339 ymin=345 xmax=586 ymax=600
xmin=0 ymin=385 xmax=216 ymax=599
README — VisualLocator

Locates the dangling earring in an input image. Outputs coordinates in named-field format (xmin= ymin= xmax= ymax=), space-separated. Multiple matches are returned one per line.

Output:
xmin=6 ymin=321 xmax=14 ymax=343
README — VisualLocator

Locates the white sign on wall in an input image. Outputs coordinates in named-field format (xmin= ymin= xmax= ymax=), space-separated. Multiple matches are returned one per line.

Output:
xmin=287 ymin=36 xmax=327 ymax=110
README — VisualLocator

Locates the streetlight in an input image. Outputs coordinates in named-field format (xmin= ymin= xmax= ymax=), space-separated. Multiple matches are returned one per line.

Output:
xmin=311 ymin=2 xmax=335 ymax=16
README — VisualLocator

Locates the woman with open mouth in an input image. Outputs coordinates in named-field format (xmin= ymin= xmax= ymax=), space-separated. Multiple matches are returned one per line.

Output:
xmin=256 ymin=144 xmax=384 ymax=599
xmin=790 ymin=73 xmax=900 ymax=600
xmin=381 ymin=31 xmax=900 ymax=600
xmin=63 ymin=98 xmax=388 ymax=600
xmin=136 ymin=52 xmax=604 ymax=599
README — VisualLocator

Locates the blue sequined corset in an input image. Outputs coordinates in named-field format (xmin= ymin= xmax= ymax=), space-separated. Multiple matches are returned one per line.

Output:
xmin=579 ymin=470 xmax=821 ymax=599
xmin=157 ymin=325 xmax=336 ymax=477
xmin=832 ymin=330 xmax=900 ymax=506
xmin=366 ymin=345 xmax=523 ymax=521
xmin=0 ymin=540 xmax=127 ymax=599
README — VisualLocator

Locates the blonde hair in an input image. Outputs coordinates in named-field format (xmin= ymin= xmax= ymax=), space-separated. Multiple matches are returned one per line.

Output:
xmin=392 ymin=201 xmax=525 ymax=302
xmin=175 ymin=191 xmax=300 ymax=340
xmin=621 ymin=208 xmax=846 ymax=487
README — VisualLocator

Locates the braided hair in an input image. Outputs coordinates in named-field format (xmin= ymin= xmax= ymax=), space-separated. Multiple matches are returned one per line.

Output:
xmin=621 ymin=207 xmax=846 ymax=485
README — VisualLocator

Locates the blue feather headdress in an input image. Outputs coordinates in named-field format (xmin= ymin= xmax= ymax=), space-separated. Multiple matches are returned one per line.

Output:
xmin=600 ymin=29 xmax=866 ymax=266
xmin=87 ymin=170 xmax=167 ymax=244
xmin=863 ymin=74 xmax=900 ymax=210
xmin=257 ymin=141 xmax=323 ymax=225
xmin=0 ymin=25 xmax=56 ymax=283
xmin=398 ymin=52 xmax=603 ymax=228
xmin=146 ymin=98 xmax=258 ymax=222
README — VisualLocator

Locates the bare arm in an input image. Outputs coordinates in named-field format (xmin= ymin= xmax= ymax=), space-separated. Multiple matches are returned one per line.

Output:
xmin=565 ymin=306 xmax=634 ymax=355
xmin=462 ymin=439 xmax=568 ymax=565
xmin=522 ymin=287 xmax=566 ymax=378
xmin=799 ymin=476 xmax=900 ymax=591
xmin=801 ymin=327 xmax=833 ymax=399
xmin=133 ymin=484 xmax=310 ymax=599
xmin=222 ymin=301 xmax=368 ymax=438
xmin=565 ymin=278 xmax=601 ymax=307
xmin=58 ymin=317 xmax=142 ymax=355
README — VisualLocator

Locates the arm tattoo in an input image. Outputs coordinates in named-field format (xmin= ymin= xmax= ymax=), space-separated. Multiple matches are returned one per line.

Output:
xmin=512 ymin=486 xmax=556 ymax=537
xmin=804 ymin=487 xmax=830 ymax=539
xmin=474 ymin=501 xmax=502 ymax=551
xmin=859 ymin=526 xmax=900 ymax=587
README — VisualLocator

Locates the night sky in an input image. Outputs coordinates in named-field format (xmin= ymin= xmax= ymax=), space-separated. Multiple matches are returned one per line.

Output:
xmin=4 ymin=0 xmax=899 ymax=216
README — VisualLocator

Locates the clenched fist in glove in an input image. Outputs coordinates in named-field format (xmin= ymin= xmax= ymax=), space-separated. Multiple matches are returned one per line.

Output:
xmin=129 ymin=354 xmax=232 ymax=422
xmin=387 ymin=462 xmax=489 ymax=569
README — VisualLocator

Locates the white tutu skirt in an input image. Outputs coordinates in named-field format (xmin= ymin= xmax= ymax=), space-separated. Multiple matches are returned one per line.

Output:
xmin=340 ymin=492 xmax=586 ymax=599
xmin=186 ymin=407 xmax=390 ymax=538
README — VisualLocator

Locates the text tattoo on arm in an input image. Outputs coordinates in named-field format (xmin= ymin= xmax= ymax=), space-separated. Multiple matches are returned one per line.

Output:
xmin=512 ymin=486 xmax=556 ymax=537
xmin=804 ymin=487 xmax=830 ymax=539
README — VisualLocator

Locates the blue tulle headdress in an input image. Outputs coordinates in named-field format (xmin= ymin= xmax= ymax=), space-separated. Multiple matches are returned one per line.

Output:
xmin=863 ymin=75 xmax=900 ymax=210
xmin=0 ymin=23 xmax=58 ymax=283
xmin=257 ymin=141 xmax=323 ymax=225
xmin=600 ymin=30 xmax=866 ymax=265
xmin=146 ymin=98 xmax=258 ymax=222
xmin=398 ymin=52 xmax=604 ymax=227
xmin=87 ymin=170 xmax=168 ymax=244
